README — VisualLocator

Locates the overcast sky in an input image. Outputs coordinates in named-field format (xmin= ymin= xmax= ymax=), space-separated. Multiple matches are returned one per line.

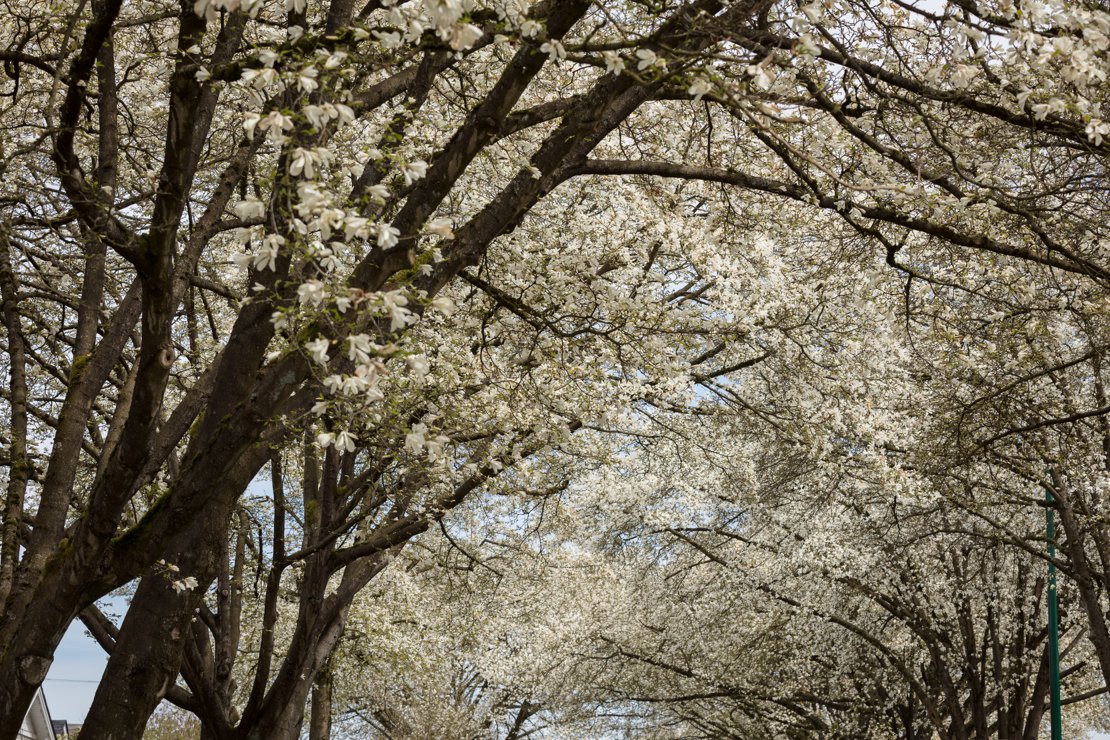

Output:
xmin=43 ymin=620 xmax=104 ymax=723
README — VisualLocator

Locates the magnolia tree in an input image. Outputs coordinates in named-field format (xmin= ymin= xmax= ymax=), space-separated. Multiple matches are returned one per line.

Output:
xmin=317 ymin=211 xmax=1110 ymax=737
xmin=0 ymin=0 xmax=806 ymax=734
xmin=576 ymin=449 xmax=1109 ymax=739
xmin=2 ymin=0 xmax=1110 ymax=737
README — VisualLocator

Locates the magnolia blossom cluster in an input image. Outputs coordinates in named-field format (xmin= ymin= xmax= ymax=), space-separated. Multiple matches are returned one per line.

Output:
xmin=154 ymin=560 xmax=201 ymax=595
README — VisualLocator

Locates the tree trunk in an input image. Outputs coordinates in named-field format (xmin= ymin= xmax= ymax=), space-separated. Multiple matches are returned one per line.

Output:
xmin=1052 ymin=482 xmax=1110 ymax=686
xmin=308 ymin=657 xmax=333 ymax=740
xmin=78 ymin=483 xmax=246 ymax=739
xmin=1022 ymin=644 xmax=1051 ymax=740
xmin=75 ymin=573 xmax=200 ymax=740
xmin=0 ymin=570 xmax=86 ymax=738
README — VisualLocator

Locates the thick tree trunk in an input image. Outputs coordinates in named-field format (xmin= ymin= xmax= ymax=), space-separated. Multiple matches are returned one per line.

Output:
xmin=78 ymin=468 xmax=260 ymax=739
xmin=0 ymin=572 xmax=85 ymax=738
xmin=308 ymin=657 xmax=334 ymax=740
xmin=1052 ymin=482 xmax=1110 ymax=687
xmin=75 ymin=574 xmax=201 ymax=740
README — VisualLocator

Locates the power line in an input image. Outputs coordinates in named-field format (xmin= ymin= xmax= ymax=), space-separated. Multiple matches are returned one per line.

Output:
xmin=44 ymin=678 xmax=100 ymax=684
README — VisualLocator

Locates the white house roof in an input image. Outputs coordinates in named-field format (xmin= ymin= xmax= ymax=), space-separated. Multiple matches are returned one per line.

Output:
xmin=19 ymin=688 xmax=57 ymax=740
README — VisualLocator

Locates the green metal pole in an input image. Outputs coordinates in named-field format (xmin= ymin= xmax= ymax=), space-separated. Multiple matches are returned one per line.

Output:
xmin=1046 ymin=487 xmax=1063 ymax=740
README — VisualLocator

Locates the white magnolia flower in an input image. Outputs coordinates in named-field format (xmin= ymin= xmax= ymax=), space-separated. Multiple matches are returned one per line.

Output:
xmin=1087 ymin=118 xmax=1110 ymax=146
xmin=297 ymin=280 xmax=328 ymax=306
xmin=404 ymin=423 xmax=428 ymax=454
xmin=401 ymin=160 xmax=428 ymax=185
xmin=334 ymin=430 xmax=357 ymax=453
xmin=343 ymin=216 xmax=370 ymax=240
xmin=424 ymin=0 xmax=465 ymax=27
xmin=796 ymin=33 xmax=821 ymax=56
xmin=1031 ymin=98 xmax=1066 ymax=120
xmin=270 ymin=311 xmax=290 ymax=331
xmin=316 ymin=247 xmax=341 ymax=273
xmin=381 ymin=290 xmax=416 ymax=331
xmin=636 ymin=48 xmax=664 ymax=71
xmin=296 ymin=183 xmax=329 ymax=216
xmin=305 ymin=337 xmax=331 ymax=364
xmin=242 ymin=112 xmax=262 ymax=140
xmin=301 ymin=103 xmax=353 ymax=131
xmin=322 ymin=374 xmax=345 ymax=394
xmin=800 ymin=1 xmax=822 ymax=22
xmin=347 ymin=333 xmax=377 ymax=363
xmin=233 ymin=197 xmax=265 ymax=219
xmin=747 ymin=64 xmax=773 ymax=90
xmin=171 ymin=576 xmax=199 ymax=595
xmin=406 ymin=354 xmax=430 ymax=377
xmin=320 ymin=51 xmax=348 ymax=70
xmin=240 ymin=67 xmax=279 ymax=89
xmin=429 ymin=295 xmax=455 ymax=314
xmin=253 ymin=234 xmax=284 ymax=271
xmin=304 ymin=105 xmax=328 ymax=130
xmin=687 ymin=78 xmax=712 ymax=102
xmin=374 ymin=223 xmax=401 ymax=248
xmin=366 ymin=184 xmax=391 ymax=201
xmin=334 ymin=104 xmax=355 ymax=125
xmin=449 ymin=23 xmax=483 ymax=51
xmin=950 ymin=64 xmax=978 ymax=89
xmin=424 ymin=434 xmax=449 ymax=460
xmin=374 ymin=30 xmax=402 ymax=49
xmin=603 ymin=51 xmax=625 ymax=75
xmin=540 ymin=40 xmax=566 ymax=62
xmin=426 ymin=218 xmax=454 ymax=238
xmin=317 ymin=208 xmax=345 ymax=239
xmin=289 ymin=148 xmax=323 ymax=178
